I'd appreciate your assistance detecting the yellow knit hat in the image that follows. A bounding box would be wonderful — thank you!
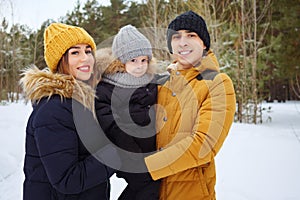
[44,23,97,72]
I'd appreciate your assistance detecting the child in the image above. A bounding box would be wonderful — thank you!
[95,25,160,200]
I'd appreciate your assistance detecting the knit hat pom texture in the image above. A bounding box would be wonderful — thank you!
[112,25,152,64]
[167,10,210,53]
[44,23,96,72]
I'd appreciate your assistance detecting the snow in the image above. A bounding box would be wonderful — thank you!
[0,101,300,200]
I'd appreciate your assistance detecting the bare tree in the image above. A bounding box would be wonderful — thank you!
[291,69,300,99]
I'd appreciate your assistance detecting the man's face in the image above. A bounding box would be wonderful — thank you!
[171,30,206,70]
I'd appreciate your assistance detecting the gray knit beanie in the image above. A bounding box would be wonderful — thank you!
[112,25,152,64]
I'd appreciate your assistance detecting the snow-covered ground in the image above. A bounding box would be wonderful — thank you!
[0,101,300,200]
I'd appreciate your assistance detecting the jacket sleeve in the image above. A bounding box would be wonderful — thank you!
[145,73,236,180]
[33,100,119,194]
[95,83,143,153]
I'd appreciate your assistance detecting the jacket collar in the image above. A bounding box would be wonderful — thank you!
[20,66,96,116]
[168,50,220,82]
[195,50,220,73]
[103,73,153,88]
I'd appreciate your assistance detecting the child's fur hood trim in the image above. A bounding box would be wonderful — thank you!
[95,47,115,75]
[19,66,96,117]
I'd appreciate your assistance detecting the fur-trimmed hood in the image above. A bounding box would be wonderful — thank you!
[95,47,157,75]
[95,47,115,75]
[20,66,96,116]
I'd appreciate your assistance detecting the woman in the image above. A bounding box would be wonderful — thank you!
[20,23,120,200]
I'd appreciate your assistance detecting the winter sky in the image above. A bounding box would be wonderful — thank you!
[0,0,112,30]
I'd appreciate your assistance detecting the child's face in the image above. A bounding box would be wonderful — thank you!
[125,56,149,77]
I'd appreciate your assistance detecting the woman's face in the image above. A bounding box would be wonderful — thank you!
[68,44,95,81]
[125,55,149,77]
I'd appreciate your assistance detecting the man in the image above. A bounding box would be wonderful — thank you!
[144,10,236,199]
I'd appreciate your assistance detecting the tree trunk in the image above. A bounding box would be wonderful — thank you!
[252,0,258,124]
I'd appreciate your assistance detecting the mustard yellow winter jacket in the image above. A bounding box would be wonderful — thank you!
[145,50,236,200]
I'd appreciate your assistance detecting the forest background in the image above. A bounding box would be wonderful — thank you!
[0,0,299,124]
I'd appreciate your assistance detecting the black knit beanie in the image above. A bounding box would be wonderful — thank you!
[167,10,210,54]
